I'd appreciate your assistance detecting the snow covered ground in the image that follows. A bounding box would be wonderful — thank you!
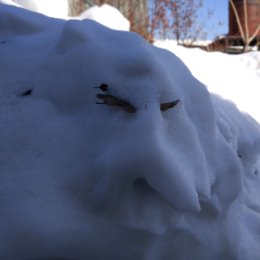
[155,40,260,124]
[0,3,260,260]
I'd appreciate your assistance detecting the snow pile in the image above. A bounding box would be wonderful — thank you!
[155,41,260,123]
[0,0,69,18]
[0,0,130,30]
[80,4,130,31]
[0,0,20,7]
[0,5,260,260]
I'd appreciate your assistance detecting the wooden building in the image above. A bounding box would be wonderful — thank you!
[209,0,260,53]
[229,0,260,38]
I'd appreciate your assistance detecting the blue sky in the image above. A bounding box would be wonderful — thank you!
[203,0,229,39]
[148,0,230,40]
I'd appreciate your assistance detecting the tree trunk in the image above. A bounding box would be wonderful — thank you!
[68,0,87,16]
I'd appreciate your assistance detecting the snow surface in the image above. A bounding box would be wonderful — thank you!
[1,0,130,31]
[0,0,20,7]
[155,40,260,124]
[0,4,260,260]
[80,4,130,31]
[3,0,69,18]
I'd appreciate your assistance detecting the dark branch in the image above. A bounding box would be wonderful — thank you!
[96,94,136,113]
[160,99,180,111]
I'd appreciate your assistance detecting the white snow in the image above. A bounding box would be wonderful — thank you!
[0,0,19,6]
[155,40,260,124]
[11,0,69,18]
[0,0,130,31]
[0,4,260,260]
[80,4,130,31]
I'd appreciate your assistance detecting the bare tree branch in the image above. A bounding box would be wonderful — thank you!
[149,0,207,44]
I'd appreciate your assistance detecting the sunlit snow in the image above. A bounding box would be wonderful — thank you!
[80,4,130,31]
[0,3,260,260]
[5,0,69,18]
[155,41,260,124]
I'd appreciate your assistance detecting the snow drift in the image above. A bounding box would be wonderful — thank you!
[155,41,260,124]
[0,4,260,260]
[0,0,69,18]
[80,4,130,31]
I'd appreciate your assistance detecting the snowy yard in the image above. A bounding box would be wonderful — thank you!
[0,3,260,260]
[155,40,260,124]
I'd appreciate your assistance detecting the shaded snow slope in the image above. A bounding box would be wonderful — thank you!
[0,5,260,260]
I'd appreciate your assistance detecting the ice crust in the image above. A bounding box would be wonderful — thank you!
[0,4,260,260]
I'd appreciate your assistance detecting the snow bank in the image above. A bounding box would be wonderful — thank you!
[0,0,69,18]
[0,4,260,260]
[155,41,260,124]
[0,0,20,7]
[80,4,130,31]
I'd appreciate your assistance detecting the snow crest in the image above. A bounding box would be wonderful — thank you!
[80,4,130,31]
[0,4,260,260]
